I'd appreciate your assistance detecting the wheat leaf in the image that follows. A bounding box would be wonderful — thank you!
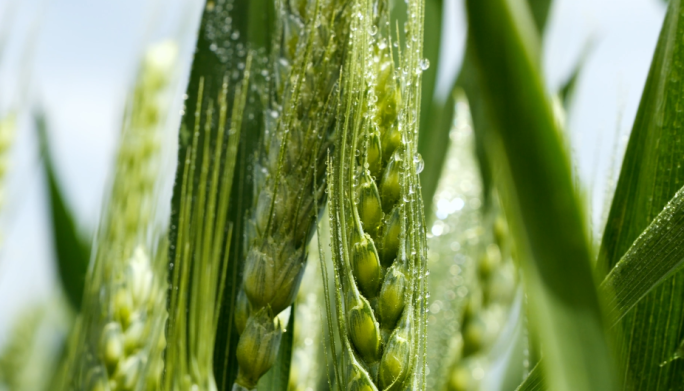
[423,0,552,215]
[35,112,90,311]
[593,0,684,388]
[516,364,544,391]
[464,0,616,390]
[417,0,443,214]
[602,186,684,324]
[518,182,684,390]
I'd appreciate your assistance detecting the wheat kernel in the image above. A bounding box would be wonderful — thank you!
[235,308,283,389]
[376,262,408,330]
[380,151,402,212]
[379,322,411,390]
[351,233,383,298]
[358,174,384,238]
[381,205,402,266]
[346,290,383,363]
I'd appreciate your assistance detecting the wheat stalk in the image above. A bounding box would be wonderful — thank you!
[232,1,352,389]
[422,97,519,391]
[322,0,428,389]
[444,200,518,391]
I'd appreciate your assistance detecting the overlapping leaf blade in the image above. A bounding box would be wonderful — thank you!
[602,185,684,325]
[595,0,684,388]
[35,112,90,311]
[519,181,684,389]
[419,0,552,213]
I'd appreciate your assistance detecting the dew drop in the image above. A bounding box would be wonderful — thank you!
[420,58,430,71]
[413,153,424,173]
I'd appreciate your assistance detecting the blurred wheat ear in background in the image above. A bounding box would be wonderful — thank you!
[58,41,178,391]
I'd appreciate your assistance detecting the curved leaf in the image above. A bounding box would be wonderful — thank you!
[464,0,616,390]
[595,0,684,388]
[35,112,89,311]
[516,364,544,391]
[602,185,684,324]
[518,182,684,390]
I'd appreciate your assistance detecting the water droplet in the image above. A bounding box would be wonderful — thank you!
[420,58,430,71]
[231,31,240,40]
[414,153,424,173]
[370,25,378,36]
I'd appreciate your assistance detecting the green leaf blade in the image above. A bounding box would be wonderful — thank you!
[601,185,684,324]
[35,113,89,311]
[464,0,616,390]
[417,0,444,214]
[597,0,684,276]
[519,181,684,390]
[595,0,684,388]
[516,364,544,391]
